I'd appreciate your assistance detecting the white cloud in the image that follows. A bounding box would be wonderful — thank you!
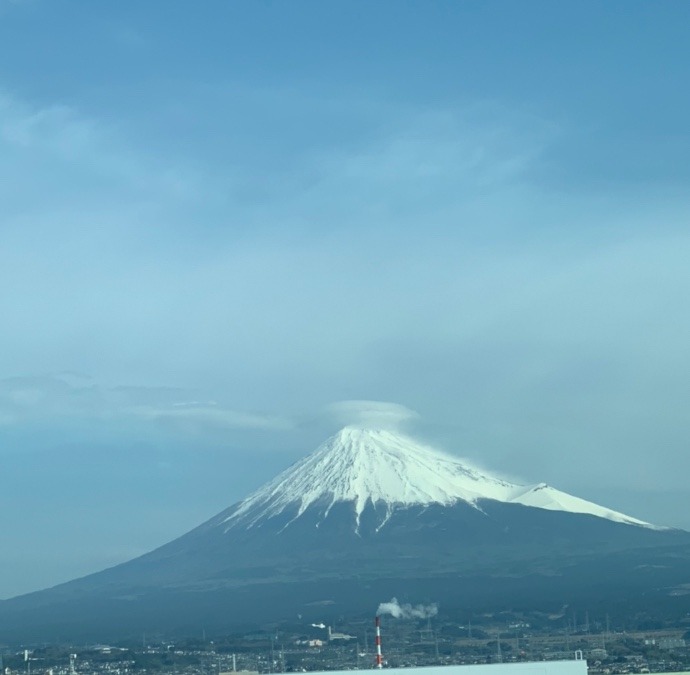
[0,375,288,435]
[326,400,419,431]
[131,401,291,431]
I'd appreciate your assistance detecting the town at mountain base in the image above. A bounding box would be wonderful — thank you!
[1,428,689,641]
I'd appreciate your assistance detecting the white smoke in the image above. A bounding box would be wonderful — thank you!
[311,622,326,629]
[377,597,438,620]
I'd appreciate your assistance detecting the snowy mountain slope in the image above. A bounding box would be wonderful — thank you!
[507,483,654,527]
[221,427,658,531]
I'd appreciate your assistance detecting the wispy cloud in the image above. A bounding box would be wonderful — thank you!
[132,401,290,431]
[0,90,203,213]
[0,375,288,435]
[0,94,97,155]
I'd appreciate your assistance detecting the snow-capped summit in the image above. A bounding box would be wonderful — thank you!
[223,426,656,531]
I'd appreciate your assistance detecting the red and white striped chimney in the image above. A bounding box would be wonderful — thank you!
[375,615,383,669]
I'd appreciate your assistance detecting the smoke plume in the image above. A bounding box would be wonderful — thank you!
[377,597,438,620]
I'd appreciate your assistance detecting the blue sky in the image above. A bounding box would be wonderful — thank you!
[1,0,690,598]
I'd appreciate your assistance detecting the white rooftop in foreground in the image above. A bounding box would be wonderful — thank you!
[303,660,588,675]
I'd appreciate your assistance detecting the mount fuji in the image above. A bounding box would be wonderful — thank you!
[1,427,689,640]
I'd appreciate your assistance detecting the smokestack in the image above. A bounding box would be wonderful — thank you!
[375,616,383,669]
